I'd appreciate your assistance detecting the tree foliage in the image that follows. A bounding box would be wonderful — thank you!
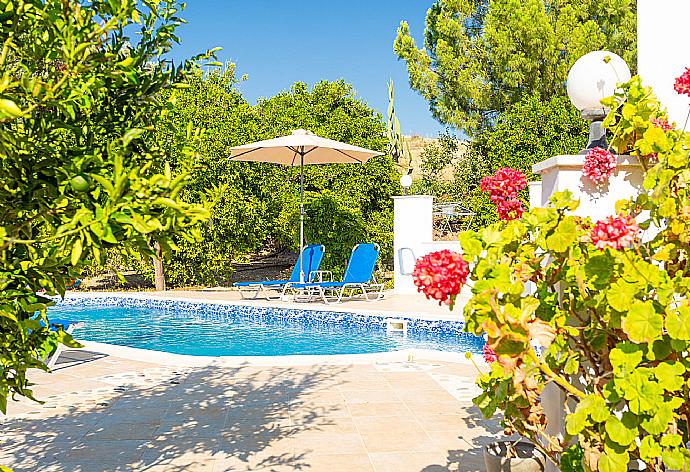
[0,0,212,411]
[394,0,637,134]
[120,78,398,285]
[458,78,690,471]
[149,67,278,286]
[256,81,398,275]
[415,95,588,229]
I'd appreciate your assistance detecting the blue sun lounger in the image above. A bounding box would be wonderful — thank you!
[283,243,384,304]
[234,244,326,300]
[45,318,85,369]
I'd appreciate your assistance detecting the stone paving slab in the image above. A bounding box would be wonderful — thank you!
[1,350,501,471]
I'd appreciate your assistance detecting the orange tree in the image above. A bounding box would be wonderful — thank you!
[416,75,690,471]
[0,0,213,412]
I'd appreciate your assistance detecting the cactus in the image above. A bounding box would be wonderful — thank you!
[386,80,413,175]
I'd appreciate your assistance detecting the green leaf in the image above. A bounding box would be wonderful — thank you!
[585,253,614,286]
[666,305,690,340]
[0,98,22,118]
[565,409,588,436]
[609,344,643,374]
[70,238,83,266]
[606,281,637,312]
[662,448,685,470]
[598,448,629,472]
[604,416,637,446]
[622,300,662,343]
[122,128,144,147]
[639,436,662,461]
[654,362,686,391]
[545,217,577,253]
[458,231,483,258]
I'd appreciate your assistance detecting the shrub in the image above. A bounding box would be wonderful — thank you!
[0,0,211,410]
[418,75,690,471]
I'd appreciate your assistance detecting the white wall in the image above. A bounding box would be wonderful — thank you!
[393,196,434,294]
[638,0,690,128]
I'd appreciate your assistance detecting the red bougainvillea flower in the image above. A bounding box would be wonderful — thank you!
[674,67,690,97]
[480,167,528,202]
[583,147,617,184]
[480,168,528,221]
[496,198,524,221]
[590,214,640,250]
[412,250,469,306]
[483,344,497,363]
[651,117,673,132]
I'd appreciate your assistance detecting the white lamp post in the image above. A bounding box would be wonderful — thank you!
[566,51,631,152]
[400,173,413,196]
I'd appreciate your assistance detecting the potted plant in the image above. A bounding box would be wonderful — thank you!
[484,439,546,472]
[413,71,690,472]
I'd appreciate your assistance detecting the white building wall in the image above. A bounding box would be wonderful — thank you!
[638,0,690,128]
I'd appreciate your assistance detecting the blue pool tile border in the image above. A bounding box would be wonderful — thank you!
[54,296,475,337]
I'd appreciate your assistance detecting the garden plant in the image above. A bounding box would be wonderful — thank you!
[0,0,215,412]
[414,72,690,471]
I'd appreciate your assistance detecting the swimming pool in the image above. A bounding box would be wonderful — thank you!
[49,297,484,357]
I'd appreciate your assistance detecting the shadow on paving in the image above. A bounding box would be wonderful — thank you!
[51,350,109,371]
[425,406,508,472]
[1,358,350,471]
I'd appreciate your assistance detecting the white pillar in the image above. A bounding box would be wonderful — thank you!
[528,181,542,209]
[393,195,433,295]
[638,0,690,128]
[532,155,644,221]
[533,156,644,472]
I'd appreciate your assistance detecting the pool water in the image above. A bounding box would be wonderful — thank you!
[48,304,484,357]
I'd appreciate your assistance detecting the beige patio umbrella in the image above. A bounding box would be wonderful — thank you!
[229,129,383,282]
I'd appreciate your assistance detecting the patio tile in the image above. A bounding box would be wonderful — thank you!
[368,451,457,472]
[394,388,458,403]
[337,380,390,391]
[214,436,298,471]
[293,417,357,435]
[340,390,399,404]
[85,420,160,440]
[155,419,225,439]
[360,429,438,454]
[348,401,410,417]
[293,431,367,455]
[37,460,135,472]
[414,413,472,432]
[63,439,149,463]
[352,416,426,436]
[403,400,462,416]
[299,452,374,471]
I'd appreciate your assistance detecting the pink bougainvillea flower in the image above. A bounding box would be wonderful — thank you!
[651,117,673,132]
[412,250,469,306]
[674,67,690,97]
[480,167,528,221]
[583,147,617,184]
[483,344,497,363]
[590,214,640,250]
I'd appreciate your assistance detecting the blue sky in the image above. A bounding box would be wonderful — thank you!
[168,0,446,137]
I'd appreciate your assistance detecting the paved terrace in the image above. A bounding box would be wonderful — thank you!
[1,349,499,472]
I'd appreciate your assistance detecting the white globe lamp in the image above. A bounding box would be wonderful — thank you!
[566,51,631,152]
[400,173,413,196]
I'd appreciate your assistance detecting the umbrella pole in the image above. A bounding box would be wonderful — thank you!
[299,151,305,283]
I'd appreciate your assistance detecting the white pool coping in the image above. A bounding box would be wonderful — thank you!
[79,340,481,368]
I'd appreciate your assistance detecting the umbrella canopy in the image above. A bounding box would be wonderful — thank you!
[229,129,383,283]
